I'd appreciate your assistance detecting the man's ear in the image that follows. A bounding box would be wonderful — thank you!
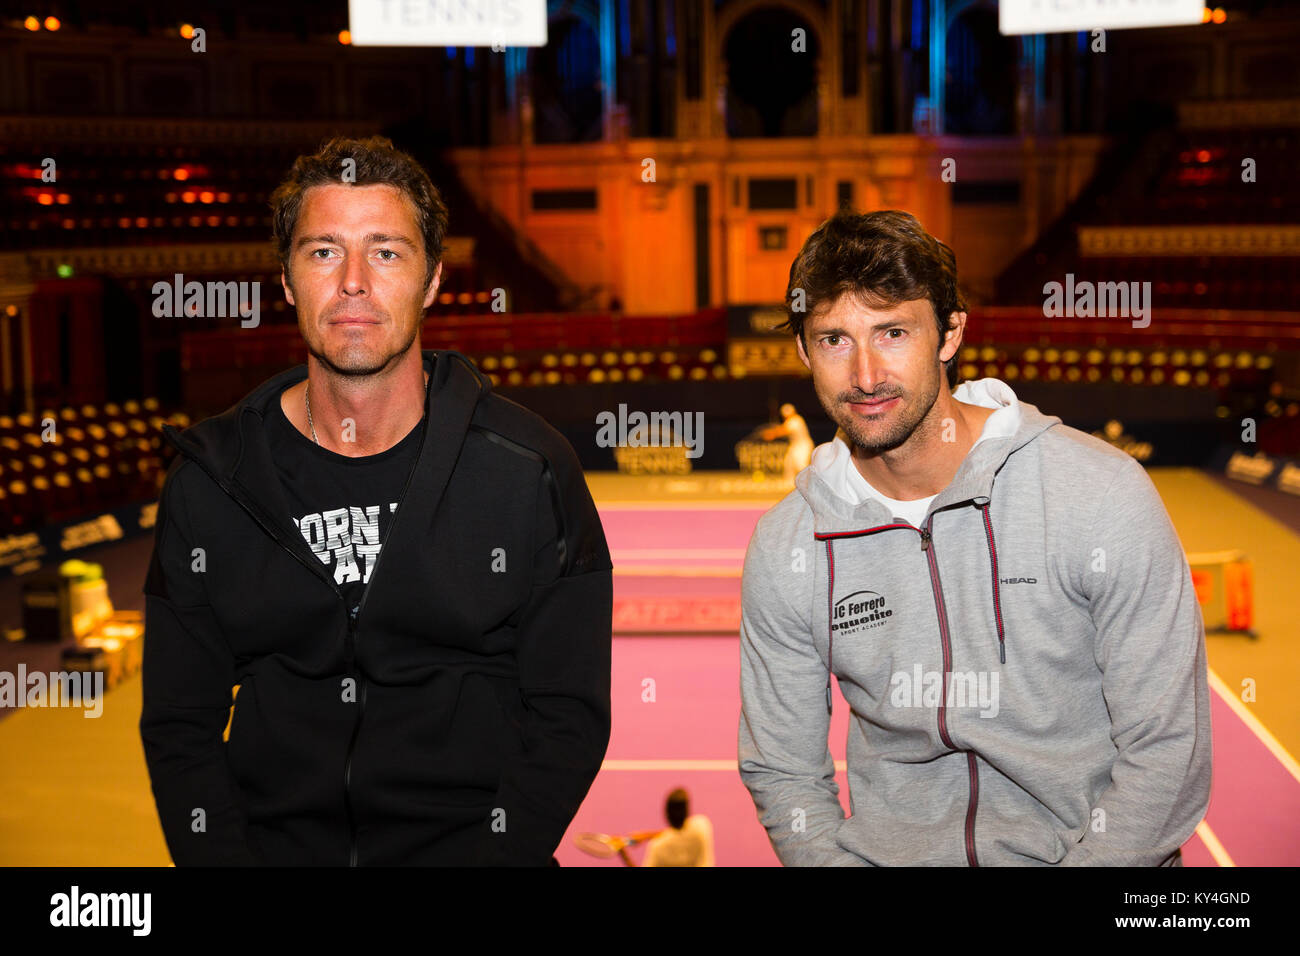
[794,332,811,371]
[423,261,443,310]
[939,310,967,366]
[281,269,295,307]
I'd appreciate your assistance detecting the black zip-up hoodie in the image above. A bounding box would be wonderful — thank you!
[140,349,613,866]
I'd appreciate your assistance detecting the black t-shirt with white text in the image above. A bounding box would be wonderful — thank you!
[265,395,424,613]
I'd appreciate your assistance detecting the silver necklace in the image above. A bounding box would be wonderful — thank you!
[305,381,321,445]
[304,374,428,446]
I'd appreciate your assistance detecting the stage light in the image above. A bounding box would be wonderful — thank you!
[1212,8,1226,24]
[173,168,189,181]
[23,16,39,31]
[56,264,73,278]
[339,30,352,45]
[180,24,195,39]
[43,16,59,30]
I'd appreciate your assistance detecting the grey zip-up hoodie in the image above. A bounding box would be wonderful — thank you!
[738,380,1212,866]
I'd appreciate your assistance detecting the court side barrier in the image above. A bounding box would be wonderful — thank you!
[1187,549,1256,636]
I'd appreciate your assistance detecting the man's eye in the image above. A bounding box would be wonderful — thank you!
[822,335,841,347]
[886,328,905,338]
[310,248,333,259]
[376,249,397,261]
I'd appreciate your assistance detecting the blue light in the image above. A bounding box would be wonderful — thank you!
[466,47,475,67]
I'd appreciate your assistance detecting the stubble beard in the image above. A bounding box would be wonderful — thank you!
[302,303,423,379]
[827,366,944,455]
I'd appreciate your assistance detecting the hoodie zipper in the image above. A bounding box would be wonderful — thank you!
[919,522,980,867]
[335,396,430,866]
[818,516,980,867]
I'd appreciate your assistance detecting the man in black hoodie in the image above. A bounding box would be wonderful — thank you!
[140,136,613,866]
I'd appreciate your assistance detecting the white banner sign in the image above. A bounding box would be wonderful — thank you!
[1000,0,1205,35]
[348,0,548,47]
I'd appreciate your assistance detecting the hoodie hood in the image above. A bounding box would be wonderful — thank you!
[161,349,490,482]
[796,378,1061,534]
[159,349,492,597]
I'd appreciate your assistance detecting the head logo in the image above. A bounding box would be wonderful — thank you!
[832,590,892,635]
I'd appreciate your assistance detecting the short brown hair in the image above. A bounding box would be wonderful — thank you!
[780,209,968,385]
[270,135,448,292]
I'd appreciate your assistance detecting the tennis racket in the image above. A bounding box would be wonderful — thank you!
[573,829,666,858]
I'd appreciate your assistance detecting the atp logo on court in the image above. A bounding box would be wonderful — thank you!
[832,590,892,635]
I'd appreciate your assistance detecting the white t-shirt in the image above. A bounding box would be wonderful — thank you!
[812,379,1023,527]
[643,814,715,867]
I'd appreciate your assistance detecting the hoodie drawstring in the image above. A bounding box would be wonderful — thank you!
[979,501,1007,664]
[824,539,836,715]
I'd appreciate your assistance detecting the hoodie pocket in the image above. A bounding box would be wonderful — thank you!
[485,676,527,751]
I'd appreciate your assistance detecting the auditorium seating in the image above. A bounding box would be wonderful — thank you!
[0,399,187,532]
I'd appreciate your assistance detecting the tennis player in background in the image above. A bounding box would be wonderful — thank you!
[617,788,715,866]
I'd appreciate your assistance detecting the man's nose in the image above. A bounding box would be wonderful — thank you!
[341,252,369,295]
[850,345,884,394]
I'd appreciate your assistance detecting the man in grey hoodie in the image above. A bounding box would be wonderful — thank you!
[738,209,1212,866]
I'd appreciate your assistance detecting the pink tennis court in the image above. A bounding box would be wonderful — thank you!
[557,491,1300,867]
